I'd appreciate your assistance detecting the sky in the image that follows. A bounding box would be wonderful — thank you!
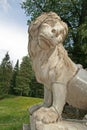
[0,0,29,65]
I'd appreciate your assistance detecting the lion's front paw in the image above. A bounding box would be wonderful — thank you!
[33,107,59,124]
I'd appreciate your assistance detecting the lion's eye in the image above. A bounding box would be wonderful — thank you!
[51,29,56,33]
[52,29,59,37]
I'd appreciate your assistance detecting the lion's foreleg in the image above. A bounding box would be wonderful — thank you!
[32,83,67,123]
[43,87,52,107]
[52,82,67,118]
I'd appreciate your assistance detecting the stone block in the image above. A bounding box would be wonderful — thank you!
[30,115,87,130]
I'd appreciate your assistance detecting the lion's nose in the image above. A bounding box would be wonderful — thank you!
[51,29,58,37]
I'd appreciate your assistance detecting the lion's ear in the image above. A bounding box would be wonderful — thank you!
[38,37,50,50]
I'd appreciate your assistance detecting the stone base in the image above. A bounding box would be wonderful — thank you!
[30,115,87,130]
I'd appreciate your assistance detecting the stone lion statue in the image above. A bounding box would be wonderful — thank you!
[28,12,87,123]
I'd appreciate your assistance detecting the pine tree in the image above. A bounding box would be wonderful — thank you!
[15,56,33,96]
[29,75,44,98]
[0,52,13,95]
[10,60,19,94]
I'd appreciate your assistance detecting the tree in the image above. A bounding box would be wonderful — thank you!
[29,74,44,98]
[21,0,87,67]
[15,56,33,96]
[0,52,13,95]
[14,55,44,97]
[69,0,87,67]
[10,60,19,94]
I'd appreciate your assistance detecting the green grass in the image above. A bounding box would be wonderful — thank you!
[0,95,42,130]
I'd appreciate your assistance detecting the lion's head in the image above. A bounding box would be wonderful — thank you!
[28,12,68,58]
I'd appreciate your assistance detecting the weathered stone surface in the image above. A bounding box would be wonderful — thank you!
[30,116,87,130]
[39,121,87,130]
[27,11,87,130]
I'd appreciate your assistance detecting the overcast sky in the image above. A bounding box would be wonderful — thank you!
[0,0,29,65]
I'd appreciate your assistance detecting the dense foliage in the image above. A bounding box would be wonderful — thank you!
[22,0,87,67]
[0,52,13,95]
[0,53,43,98]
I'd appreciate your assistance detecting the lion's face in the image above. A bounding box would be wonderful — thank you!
[29,12,68,57]
[38,19,68,49]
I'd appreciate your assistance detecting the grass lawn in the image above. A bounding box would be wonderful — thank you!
[0,95,42,130]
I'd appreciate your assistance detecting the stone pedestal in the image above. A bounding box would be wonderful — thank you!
[30,115,87,130]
